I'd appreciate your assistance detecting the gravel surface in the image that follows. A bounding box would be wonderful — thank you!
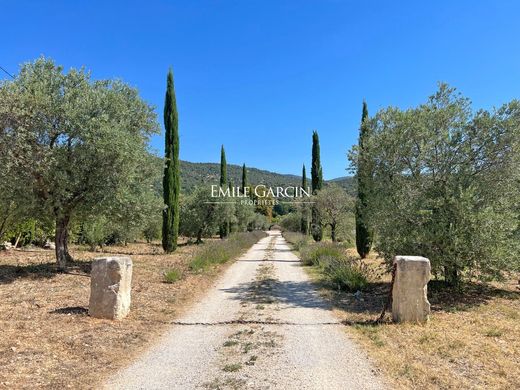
[106,231,387,389]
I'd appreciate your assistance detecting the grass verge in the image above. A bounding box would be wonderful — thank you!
[283,231,520,389]
[0,231,266,389]
[284,232,373,292]
[189,231,266,272]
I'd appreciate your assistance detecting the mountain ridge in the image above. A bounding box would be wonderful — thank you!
[177,160,356,195]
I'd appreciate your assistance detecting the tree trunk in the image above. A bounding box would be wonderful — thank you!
[0,208,11,242]
[55,215,73,271]
[13,233,22,248]
[444,265,460,286]
[331,223,336,242]
[196,229,203,244]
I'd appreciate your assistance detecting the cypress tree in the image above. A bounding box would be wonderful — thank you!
[219,145,229,238]
[162,69,180,253]
[300,164,309,234]
[220,145,227,187]
[311,131,323,241]
[241,163,247,194]
[355,100,373,258]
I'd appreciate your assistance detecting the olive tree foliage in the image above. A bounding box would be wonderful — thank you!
[0,58,159,269]
[0,161,32,241]
[234,201,256,232]
[314,184,354,242]
[349,84,520,284]
[280,210,303,232]
[180,187,219,243]
[216,198,237,236]
[76,156,163,248]
[180,186,257,242]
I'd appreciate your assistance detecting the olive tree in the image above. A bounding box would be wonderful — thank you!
[0,58,158,269]
[234,201,256,232]
[350,84,520,283]
[180,187,219,243]
[314,184,353,242]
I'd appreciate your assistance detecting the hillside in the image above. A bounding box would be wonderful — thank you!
[178,160,356,194]
[151,156,355,195]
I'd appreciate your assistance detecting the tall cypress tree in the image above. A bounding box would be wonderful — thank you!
[300,164,309,235]
[219,145,229,238]
[355,100,373,258]
[220,145,227,187]
[311,131,323,241]
[162,69,180,253]
[241,163,247,194]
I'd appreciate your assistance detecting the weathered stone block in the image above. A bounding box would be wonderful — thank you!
[392,256,430,323]
[89,257,132,320]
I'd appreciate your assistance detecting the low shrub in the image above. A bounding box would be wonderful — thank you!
[299,242,344,266]
[189,231,266,272]
[284,231,371,291]
[163,268,183,283]
[321,256,369,291]
[282,232,309,251]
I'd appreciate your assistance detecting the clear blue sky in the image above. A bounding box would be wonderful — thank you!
[2,1,520,179]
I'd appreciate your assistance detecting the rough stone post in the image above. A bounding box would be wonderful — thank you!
[392,256,430,323]
[89,256,133,320]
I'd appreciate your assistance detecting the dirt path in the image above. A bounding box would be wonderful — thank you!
[106,231,386,389]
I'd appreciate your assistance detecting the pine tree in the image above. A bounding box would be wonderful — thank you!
[241,163,247,194]
[355,100,373,258]
[162,69,180,253]
[219,145,229,238]
[311,131,323,241]
[300,164,309,234]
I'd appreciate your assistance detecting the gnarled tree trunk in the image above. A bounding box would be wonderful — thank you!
[330,222,337,242]
[55,214,73,271]
[196,229,203,244]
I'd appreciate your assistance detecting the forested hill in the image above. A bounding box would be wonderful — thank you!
[172,160,356,195]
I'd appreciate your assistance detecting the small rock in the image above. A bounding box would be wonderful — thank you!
[1,242,13,251]
[43,240,55,250]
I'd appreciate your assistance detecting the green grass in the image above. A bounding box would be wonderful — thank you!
[284,234,370,292]
[222,363,242,372]
[321,257,369,291]
[282,232,309,251]
[354,324,385,347]
[163,268,182,283]
[189,231,266,272]
[299,242,345,266]
[245,355,257,365]
[484,328,503,337]
[223,340,239,347]
[242,342,254,354]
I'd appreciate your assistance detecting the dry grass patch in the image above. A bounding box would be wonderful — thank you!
[0,238,246,389]
[300,246,520,389]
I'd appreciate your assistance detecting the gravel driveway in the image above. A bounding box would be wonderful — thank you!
[106,231,386,389]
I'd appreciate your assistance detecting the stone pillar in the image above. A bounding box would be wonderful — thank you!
[89,257,133,320]
[392,256,430,323]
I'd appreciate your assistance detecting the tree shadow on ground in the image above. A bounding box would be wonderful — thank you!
[428,280,519,312]
[0,260,91,285]
[222,277,335,310]
[222,259,519,327]
[329,278,519,323]
[49,306,88,315]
